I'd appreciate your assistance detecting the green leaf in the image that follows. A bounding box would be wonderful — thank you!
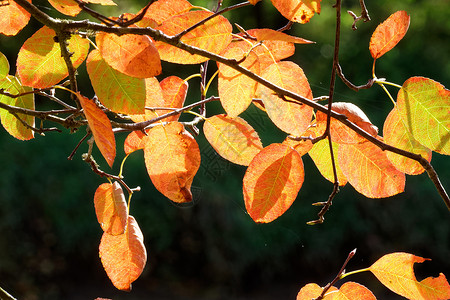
[86,49,146,115]
[396,77,450,155]
[0,52,9,79]
[0,75,34,140]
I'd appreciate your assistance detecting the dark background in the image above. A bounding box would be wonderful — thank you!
[0,0,449,299]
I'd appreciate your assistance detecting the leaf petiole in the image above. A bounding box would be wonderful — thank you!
[339,267,371,280]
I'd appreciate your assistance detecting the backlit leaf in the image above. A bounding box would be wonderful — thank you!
[271,0,321,24]
[309,138,347,186]
[338,140,405,198]
[256,61,313,136]
[77,93,116,168]
[218,45,260,117]
[0,0,30,36]
[99,216,146,291]
[97,32,162,79]
[316,102,378,144]
[396,77,450,155]
[142,0,192,25]
[94,182,128,235]
[0,52,9,79]
[204,114,263,166]
[383,107,432,175]
[297,283,337,300]
[155,10,232,64]
[334,282,376,300]
[48,0,82,16]
[85,0,116,5]
[249,0,261,4]
[0,75,34,140]
[159,76,188,122]
[251,28,314,44]
[369,252,450,300]
[243,143,304,223]
[17,26,90,88]
[144,122,201,203]
[124,130,147,155]
[370,11,410,59]
[86,49,146,115]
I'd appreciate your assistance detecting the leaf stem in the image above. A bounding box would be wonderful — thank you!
[339,267,371,279]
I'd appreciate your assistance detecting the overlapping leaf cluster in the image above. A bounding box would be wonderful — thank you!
[0,0,448,295]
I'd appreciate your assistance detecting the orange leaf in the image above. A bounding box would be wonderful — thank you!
[334,282,376,300]
[77,93,116,168]
[99,216,146,291]
[94,182,128,235]
[155,10,232,64]
[309,138,347,186]
[85,0,116,5]
[256,61,313,136]
[141,0,192,25]
[271,0,321,24]
[218,45,260,117]
[97,32,161,79]
[86,49,146,115]
[338,140,405,198]
[17,26,90,88]
[297,283,337,300]
[0,0,31,36]
[144,122,201,203]
[249,0,261,4]
[243,143,304,223]
[316,102,378,144]
[396,77,450,155]
[160,76,188,122]
[48,0,82,16]
[251,28,314,44]
[369,11,410,59]
[235,29,296,70]
[0,75,34,140]
[124,130,147,155]
[203,114,263,166]
[383,107,432,175]
[369,252,450,300]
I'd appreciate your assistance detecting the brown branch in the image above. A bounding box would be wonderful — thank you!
[347,0,370,30]
[336,63,375,91]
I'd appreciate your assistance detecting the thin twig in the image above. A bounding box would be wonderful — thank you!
[336,63,375,91]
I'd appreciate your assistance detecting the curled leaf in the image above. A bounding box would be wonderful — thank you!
[94,182,128,235]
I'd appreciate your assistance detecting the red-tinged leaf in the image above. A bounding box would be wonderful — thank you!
[309,138,347,186]
[249,0,261,4]
[0,0,30,36]
[160,76,188,122]
[17,27,90,88]
[369,252,450,300]
[86,49,146,115]
[316,102,378,144]
[99,216,146,291]
[94,182,128,235]
[0,52,9,79]
[124,130,147,155]
[383,107,432,175]
[144,122,201,203]
[48,0,82,16]
[251,28,314,44]
[77,93,116,168]
[396,77,450,155]
[235,29,296,70]
[155,10,232,64]
[334,282,376,300]
[141,0,192,25]
[282,136,313,157]
[218,45,260,117]
[0,75,34,140]
[256,61,313,136]
[271,0,321,24]
[297,283,337,300]
[243,143,304,223]
[204,114,263,166]
[338,140,405,198]
[370,11,410,59]
[96,32,162,79]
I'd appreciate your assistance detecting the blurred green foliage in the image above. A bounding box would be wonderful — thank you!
[0,0,449,299]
